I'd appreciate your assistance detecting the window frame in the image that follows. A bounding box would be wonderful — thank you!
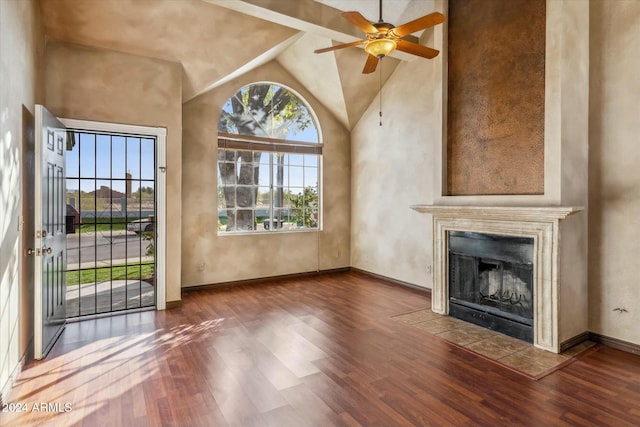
[217,137,323,235]
[216,82,323,235]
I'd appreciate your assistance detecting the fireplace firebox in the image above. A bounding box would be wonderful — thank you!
[448,231,534,342]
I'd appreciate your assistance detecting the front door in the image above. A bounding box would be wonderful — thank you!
[34,105,67,359]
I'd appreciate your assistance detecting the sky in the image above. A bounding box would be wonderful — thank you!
[66,132,155,194]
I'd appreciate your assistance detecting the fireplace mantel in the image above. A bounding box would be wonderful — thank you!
[410,205,583,221]
[411,204,585,353]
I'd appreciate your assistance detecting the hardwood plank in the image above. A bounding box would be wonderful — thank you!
[2,271,640,427]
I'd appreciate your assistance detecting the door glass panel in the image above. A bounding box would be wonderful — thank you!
[95,134,111,179]
[66,131,157,318]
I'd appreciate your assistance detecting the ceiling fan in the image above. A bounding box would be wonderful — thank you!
[314,0,446,74]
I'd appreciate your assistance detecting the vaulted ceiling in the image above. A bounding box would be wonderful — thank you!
[38,0,436,129]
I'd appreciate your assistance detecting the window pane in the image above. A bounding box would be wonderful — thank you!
[236,210,255,231]
[218,151,236,185]
[66,133,80,177]
[235,186,255,208]
[96,134,111,179]
[112,136,126,179]
[79,133,95,177]
[79,179,96,217]
[219,186,235,209]
[140,138,155,180]
[304,209,319,228]
[288,154,304,166]
[289,167,304,187]
[66,179,80,207]
[257,186,271,208]
[289,209,302,227]
[127,138,141,179]
[218,185,229,208]
[111,178,126,197]
[258,164,270,186]
[218,209,228,231]
[236,152,254,184]
[258,152,270,164]
[304,167,318,187]
[303,154,319,168]
[218,149,236,163]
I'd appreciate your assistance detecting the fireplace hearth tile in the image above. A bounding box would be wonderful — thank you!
[489,334,531,353]
[466,339,516,360]
[392,308,596,379]
[498,353,554,377]
[438,324,498,346]
[413,316,467,334]
[513,346,571,368]
[390,309,441,325]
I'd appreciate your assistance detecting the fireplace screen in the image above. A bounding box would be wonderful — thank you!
[448,231,534,342]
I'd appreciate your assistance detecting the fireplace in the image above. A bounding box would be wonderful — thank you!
[448,231,534,342]
[410,205,585,353]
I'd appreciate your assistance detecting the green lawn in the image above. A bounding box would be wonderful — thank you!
[66,262,154,285]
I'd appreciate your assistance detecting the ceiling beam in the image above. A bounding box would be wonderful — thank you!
[204,0,420,61]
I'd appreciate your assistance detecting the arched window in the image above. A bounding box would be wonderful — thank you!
[217,82,321,233]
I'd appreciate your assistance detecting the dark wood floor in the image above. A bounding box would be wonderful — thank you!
[3,271,640,427]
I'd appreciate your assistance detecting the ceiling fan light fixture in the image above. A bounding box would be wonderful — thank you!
[364,38,397,58]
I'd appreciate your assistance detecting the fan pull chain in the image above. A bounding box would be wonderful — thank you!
[379,58,383,126]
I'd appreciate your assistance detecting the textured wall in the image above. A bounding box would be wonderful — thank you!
[38,0,298,102]
[350,35,440,289]
[589,0,640,345]
[44,41,183,302]
[447,0,545,195]
[0,0,43,399]
[181,61,350,287]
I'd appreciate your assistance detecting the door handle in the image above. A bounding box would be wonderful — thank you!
[43,247,52,255]
[27,248,36,255]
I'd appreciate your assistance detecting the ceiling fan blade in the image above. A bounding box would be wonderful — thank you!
[343,11,378,34]
[390,12,446,38]
[314,39,366,54]
[362,54,379,74]
[396,39,440,59]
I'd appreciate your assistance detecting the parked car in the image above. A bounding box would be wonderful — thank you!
[127,217,154,234]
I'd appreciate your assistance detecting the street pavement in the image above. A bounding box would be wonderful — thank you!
[66,230,153,269]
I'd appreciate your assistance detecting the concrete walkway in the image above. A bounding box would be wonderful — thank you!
[66,279,155,317]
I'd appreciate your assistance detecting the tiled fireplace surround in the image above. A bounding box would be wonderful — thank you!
[412,1,590,354]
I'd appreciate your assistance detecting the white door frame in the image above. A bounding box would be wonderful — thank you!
[60,118,167,310]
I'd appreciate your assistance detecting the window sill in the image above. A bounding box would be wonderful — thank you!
[217,228,321,237]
